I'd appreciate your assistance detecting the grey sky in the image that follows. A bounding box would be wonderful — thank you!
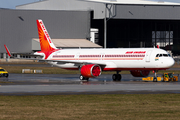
[0,0,179,9]
[0,0,39,9]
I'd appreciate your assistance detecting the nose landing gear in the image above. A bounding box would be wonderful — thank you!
[153,70,157,82]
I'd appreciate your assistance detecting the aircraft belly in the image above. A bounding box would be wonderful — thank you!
[105,60,158,69]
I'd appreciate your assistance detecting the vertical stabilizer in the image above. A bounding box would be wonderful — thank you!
[36,19,57,52]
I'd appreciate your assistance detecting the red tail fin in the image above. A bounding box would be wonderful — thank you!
[36,19,57,52]
[36,20,58,59]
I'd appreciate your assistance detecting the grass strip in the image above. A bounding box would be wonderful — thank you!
[0,94,179,120]
[1,62,180,74]
[2,65,180,74]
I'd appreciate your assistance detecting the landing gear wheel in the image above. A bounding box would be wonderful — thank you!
[117,74,121,81]
[112,74,117,81]
[112,74,121,81]
[5,74,8,78]
[80,75,84,81]
[79,75,89,81]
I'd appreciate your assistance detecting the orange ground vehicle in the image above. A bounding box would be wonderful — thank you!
[142,73,178,82]
[162,73,178,82]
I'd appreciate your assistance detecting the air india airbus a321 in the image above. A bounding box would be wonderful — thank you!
[4,19,175,81]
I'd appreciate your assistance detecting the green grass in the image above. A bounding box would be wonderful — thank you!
[2,66,80,74]
[0,62,180,119]
[1,64,180,74]
[0,94,179,120]
[3,65,180,74]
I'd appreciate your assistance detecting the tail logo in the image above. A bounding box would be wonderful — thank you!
[39,21,52,44]
[37,20,58,59]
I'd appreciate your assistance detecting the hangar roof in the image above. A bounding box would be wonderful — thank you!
[33,39,102,50]
[16,0,180,19]
[81,0,180,5]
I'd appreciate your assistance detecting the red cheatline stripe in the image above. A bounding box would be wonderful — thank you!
[51,58,144,61]
[62,67,168,71]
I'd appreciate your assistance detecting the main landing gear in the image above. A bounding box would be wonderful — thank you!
[112,71,121,81]
[79,75,89,81]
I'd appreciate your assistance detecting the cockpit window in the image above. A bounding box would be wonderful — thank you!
[168,54,171,57]
[163,54,168,57]
[156,53,169,57]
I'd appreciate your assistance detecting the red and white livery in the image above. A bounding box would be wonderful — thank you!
[5,20,175,81]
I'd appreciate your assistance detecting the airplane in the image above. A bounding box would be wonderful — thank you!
[4,19,175,82]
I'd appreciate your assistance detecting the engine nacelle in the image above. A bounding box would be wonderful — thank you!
[130,70,150,77]
[80,64,101,78]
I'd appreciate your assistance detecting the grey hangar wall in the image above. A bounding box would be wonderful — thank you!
[0,9,90,53]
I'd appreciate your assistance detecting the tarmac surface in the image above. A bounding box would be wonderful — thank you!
[1,63,180,70]
[0,73,180,95]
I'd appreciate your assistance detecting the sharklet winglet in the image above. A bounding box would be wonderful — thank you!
[4,45,12,57]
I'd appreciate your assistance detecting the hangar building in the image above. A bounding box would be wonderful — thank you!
[1,0,180,58]
[0,9,101,58]
[16,0,180,55]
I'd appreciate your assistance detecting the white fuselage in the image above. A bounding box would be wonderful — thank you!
[43,48,174,71]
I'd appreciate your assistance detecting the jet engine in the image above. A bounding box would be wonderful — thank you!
[80,64,101,78]
[130,70,150,77]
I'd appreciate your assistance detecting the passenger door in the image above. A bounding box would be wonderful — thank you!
[145,51,152,62]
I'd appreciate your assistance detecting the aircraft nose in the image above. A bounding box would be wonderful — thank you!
[168,58,175,67]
